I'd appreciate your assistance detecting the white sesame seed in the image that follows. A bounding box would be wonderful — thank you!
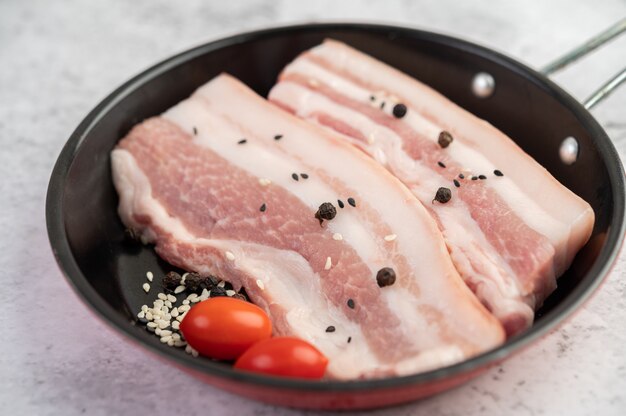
[191,348,199,357]
[176,315,185,322]
[174,285,186,294]
[163,313,172,321]
[161,306,169,314]
[324,256,332,270]
[199,292,209,302]
[201,288,209,298]
[384,234,397,242]
[142,283,150,293]
[160,335,172,343]
[164,301,172,308]
[172,321,180,330]
[155,328,162,336]
[137,310,145,319]
[218,281,226,288]
[141,305,148,312]
[186,294,198,301]
[191,297,200,303]
[259,178,272,186]
[332,233,343,241]
[226,290,236,297]
[158,320,170,329]
[160,330,172,336]
[182,300,190,305]
[167,294,176,303]
[146,271,153,281]
[171,308,179,318]
[167,339,175,347]
[174,340,186,347]
[172,333,181,341]
[157,293,167,301]
[185,345,192,354]
[153,299,164,308]
[225,251,235,261]
[181,273,188,283]
[256,279,265,290]
[178,305,191,313]
[145,312,153,321]
[147,322,157,328]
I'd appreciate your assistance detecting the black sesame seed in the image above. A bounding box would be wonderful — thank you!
[369,95,376,101]
[347,197,356,207]
[494,169,504,177]
[376,267,396,288]
[300,173,309,179]
[146,326,156,333]
[380,101,386,110]
[238,138,247,144]
[347,336,352,343]
[433,187,452,204]
[274,134,283,141]
[325,326,336,333]
[291,173,299,181]
[260,203,266,212]
[347,299,355,309]
[459,173,465,179]
[337,199,345,209]
[392,103,407,118]
[471,176,478,181]
[315,202,337,225]
[137,317,149,325]
[479,175,487,180]
[192,127,198,135]
[453,179,461,188]
[438,131,454,148]
[438,161,446,168]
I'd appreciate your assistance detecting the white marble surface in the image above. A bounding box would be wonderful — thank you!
[2,0,625,415]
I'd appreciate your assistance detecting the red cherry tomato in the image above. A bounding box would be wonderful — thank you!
[180,297,271,360]
[234,337,328,379]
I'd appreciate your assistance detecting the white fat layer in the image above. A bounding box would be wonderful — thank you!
[307,40,594,274]
[112,147,383,379]
[192,75,504,352]
[280,59,571,259]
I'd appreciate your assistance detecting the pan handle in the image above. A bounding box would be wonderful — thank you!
[540,18,626,110]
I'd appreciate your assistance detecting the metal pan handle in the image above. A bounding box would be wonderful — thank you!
[540,18,626,110]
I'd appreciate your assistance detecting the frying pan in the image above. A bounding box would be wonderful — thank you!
[46,22,626,410]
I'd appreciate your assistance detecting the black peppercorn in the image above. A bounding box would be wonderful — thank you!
[376,267,396,287]
[163,271,182,291]
[315,202,337,225]
[438,131,454,148]
[392,103,407,118]
[433,187,452,204]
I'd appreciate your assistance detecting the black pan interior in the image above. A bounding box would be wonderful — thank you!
[47,23,625,390]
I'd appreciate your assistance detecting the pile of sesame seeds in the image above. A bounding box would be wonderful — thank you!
[137,270,246,356]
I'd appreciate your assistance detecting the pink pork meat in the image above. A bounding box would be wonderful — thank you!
[111,74,505,379]
[268,40,595,336]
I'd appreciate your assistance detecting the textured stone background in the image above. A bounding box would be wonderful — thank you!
[1,1,625,415]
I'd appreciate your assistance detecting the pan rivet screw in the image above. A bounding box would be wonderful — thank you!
[472,72,495,98]
[559,136,579,165]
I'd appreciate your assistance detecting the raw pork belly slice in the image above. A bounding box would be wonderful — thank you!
[112,74,504,379]
[268,40,595,336]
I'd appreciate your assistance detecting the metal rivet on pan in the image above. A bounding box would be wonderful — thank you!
[472,72,495,98]
[559,136,579,165]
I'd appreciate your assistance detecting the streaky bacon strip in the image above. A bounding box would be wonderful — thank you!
[111,75,505,379]
[268,40,594,336]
